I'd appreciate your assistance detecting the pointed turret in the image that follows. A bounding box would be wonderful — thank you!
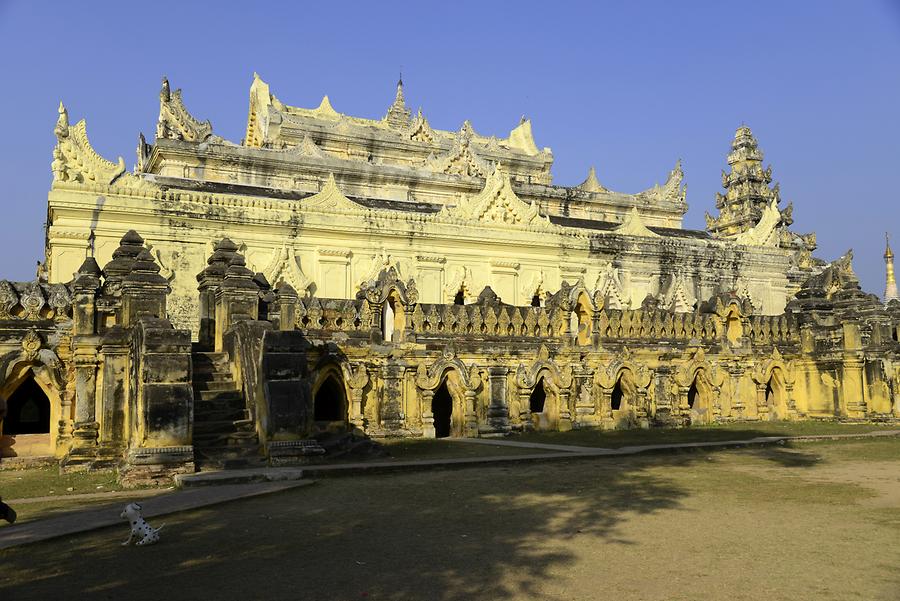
[384,76,411,128]
[885,233,899,304]
[706,126,787,238]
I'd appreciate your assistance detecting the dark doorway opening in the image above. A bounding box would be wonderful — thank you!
[531,294,542,307]
[611,377,623,411]
[453,290,465,305]
[314,375,345,422]
[688,381,699,409]
[530,379,546,413]
[4,376,50,435]
[432,381,453,438]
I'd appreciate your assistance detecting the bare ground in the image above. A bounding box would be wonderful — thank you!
[1,438,899,601]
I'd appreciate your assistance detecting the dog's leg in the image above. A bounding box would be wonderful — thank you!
[122,532,135,546]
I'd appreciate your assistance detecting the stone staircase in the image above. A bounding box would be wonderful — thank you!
[191,351,264,470]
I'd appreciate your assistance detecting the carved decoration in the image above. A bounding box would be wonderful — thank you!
[20,281,45,320]
[156,77,213,143]
[515,346,573,390]
[52,102,154,190]
[615,207,659,238]
[300,174,367,214]
[415,344,482,391]
[0,281,19,319]
[594,263,631,309]
[426,125,491,178]
[22,329,42,361]
[439,165,558,232]
[262,244,313,296]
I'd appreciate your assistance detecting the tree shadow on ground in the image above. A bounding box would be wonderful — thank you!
[0,432,832,601]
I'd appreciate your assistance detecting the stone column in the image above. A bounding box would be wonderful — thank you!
[275,282,299,331]
[728,367,745,419]
[379,362,405,433]
[120,249,170,327]
[98,326,129,447]
[214,255,260,352]
[558,388,572,431]
[463,389,479,437]
[841,322,867,418]
[484,366,511,434]
[517,388,533,431]
[572,367,596,428]
[197,238,238,349]
[69,345,100,456]
[755,383,770,421]
[420,388,435,438]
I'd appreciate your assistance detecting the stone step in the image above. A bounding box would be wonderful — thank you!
[175,468,307,488]
[193,430,259,447]
[193,406,246,423]
[195,389,243,402]
[193,419,250,436]
[193,380,240,393]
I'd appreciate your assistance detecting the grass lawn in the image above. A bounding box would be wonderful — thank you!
[0,467,164,526]
[379,438,552,460]
[508,420,898,448]
[2,436,899,600]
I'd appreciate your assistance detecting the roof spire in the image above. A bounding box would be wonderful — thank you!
[885,231,898,304]
[385,73,411,128]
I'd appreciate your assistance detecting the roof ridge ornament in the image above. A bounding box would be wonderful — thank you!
[156,77,213,143]
[507,118,539,155]
[578,166,608,193]
[51,103,152,190]
[614,207,659,238]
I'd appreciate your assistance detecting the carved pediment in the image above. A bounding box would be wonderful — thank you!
[439,166,557,232]
[300,174,366,214]
[426,127,491,178]
[594,263,631,309]
[615,207,659,238]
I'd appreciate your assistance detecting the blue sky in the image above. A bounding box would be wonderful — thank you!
[0,1,898,295]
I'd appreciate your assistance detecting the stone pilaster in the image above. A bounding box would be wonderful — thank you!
[197,238,238,349]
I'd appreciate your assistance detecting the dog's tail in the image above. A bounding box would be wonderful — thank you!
[154,523,166,533]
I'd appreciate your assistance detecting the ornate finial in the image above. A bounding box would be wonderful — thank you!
[886,231,899,304]
[160,76,171,102]
[55,101,69,138]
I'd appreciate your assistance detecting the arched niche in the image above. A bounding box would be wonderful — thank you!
[687,371,715,425]
[312,370,348,430]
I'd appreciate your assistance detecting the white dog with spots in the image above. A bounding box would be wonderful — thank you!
[120,502,164,546]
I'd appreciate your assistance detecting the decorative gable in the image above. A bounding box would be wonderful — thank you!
[439,165,558,232]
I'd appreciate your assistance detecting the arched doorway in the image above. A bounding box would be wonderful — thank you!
[611,378,624,411]
[432,380,453,438]
[766,369,788,420]
[314,374,346,424]
[2,375,50,435]
[381,291,406,342]
[530,378,547,413]
[687,373,713,425]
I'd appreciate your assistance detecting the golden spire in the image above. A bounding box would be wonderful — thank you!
[886,232,898,304]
